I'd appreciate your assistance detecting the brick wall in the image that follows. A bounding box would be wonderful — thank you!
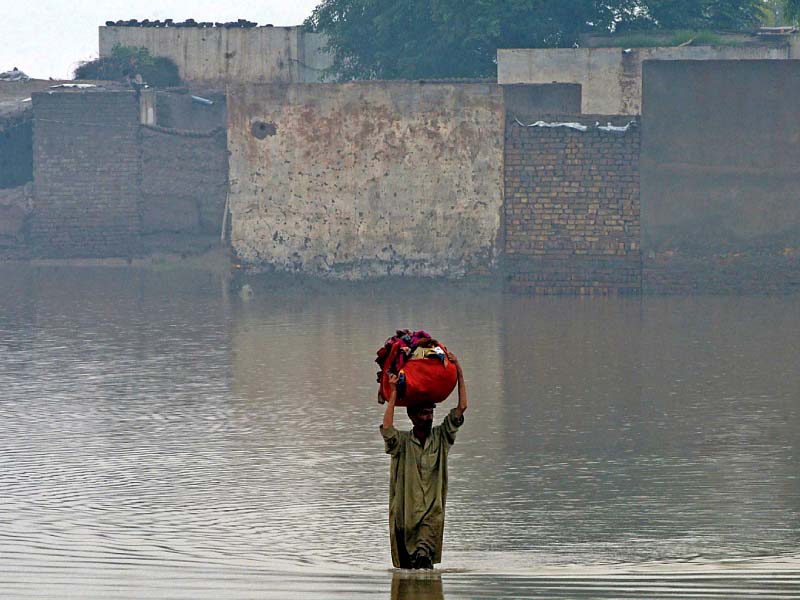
[31,91,142,257]
[140,125,228,236]
[504,116,641,294]
[28,90,229,258]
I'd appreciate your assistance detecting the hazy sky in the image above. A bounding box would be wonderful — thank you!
[2,0,320,80]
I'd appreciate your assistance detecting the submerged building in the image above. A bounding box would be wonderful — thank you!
[1,24,799,294]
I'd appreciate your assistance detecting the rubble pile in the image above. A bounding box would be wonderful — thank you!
[105,19,267,28]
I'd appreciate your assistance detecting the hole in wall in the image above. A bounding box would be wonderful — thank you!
[251,121,277,139]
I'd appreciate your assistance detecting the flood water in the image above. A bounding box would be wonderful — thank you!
[0,265,798,599]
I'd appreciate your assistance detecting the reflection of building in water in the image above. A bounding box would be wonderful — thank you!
[391,571,444,600]
[497,294,800,560]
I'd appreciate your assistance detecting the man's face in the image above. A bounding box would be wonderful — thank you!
[409,405,434,433]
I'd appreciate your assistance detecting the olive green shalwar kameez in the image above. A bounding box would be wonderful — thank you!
[380,408,464,568]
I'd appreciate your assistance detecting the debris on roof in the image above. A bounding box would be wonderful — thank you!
[49,83,98,89]
[758,26,798,35]
[0,68,30,82]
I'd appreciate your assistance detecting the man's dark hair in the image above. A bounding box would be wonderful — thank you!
[407,402,435,416]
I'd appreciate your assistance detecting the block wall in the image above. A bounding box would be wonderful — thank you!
[504,116,641,294]
[31,91,141,257]
[140,125,228,235]
[29,90,229,258]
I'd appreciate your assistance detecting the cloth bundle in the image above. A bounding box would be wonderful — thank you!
[375,329,458,407]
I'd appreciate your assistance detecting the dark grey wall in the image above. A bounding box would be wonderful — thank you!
[31,91,141,257]
[155,91,226,131]
[641,60,800,254]
[0,113,33,189]
[502,84,582,121]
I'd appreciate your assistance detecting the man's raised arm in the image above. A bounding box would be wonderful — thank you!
[448,352,467,418]
[382,373,399,430]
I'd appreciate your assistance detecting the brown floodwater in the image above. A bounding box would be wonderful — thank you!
[0,265,798,598]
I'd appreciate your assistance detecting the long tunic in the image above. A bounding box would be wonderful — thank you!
[380,409,464,568]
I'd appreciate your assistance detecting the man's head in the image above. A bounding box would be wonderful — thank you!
[407,402,435,434]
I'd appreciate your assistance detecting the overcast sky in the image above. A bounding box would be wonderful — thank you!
[1,0,320,80]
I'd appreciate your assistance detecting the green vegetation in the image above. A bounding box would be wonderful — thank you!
[786,0,800,20]
[74,45,181,87]
[760,0,800,24]
[304,0,768,80]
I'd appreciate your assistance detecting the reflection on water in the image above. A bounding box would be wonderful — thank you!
[392,571,444,600]
[0,266,798,598]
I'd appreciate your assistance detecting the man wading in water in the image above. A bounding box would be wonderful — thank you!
[380,352,467,569]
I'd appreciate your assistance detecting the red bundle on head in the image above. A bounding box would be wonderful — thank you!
[375,329,458,407]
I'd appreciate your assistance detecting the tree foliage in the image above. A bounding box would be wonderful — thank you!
[74,45,181,87]
[304,0,767,80]
[625,0,766,30]
[785,0,800,21]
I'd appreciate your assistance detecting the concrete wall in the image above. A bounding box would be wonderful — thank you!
[99,26,332,84]
[498,46,789,115]
[504,116,641,294]
[227,82,505,279]
[155,91,226,131]
[641,60,800,293]
[31,90,142,257]
[502,84,581,120]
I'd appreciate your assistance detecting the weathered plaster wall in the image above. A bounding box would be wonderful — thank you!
[504,116,641,295]
[641,60,800,293]
[99,26,332,84]
[498,46,788,114]
[227,82,505,279]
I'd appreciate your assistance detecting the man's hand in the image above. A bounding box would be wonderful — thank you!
[382,373,398,429]
[447,351,467,417]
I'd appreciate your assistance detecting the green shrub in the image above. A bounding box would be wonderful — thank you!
[74,44,181,87]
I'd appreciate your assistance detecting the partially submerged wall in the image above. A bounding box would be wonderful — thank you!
[504,116,641,294]
[227,82,505,279]
[0,183,32,254]
[498,46,788,114]
[29,89,228,258]
[140,125,228,235]
[641,60,800,293]
[99,26,332,84]
[31,90,142,257]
